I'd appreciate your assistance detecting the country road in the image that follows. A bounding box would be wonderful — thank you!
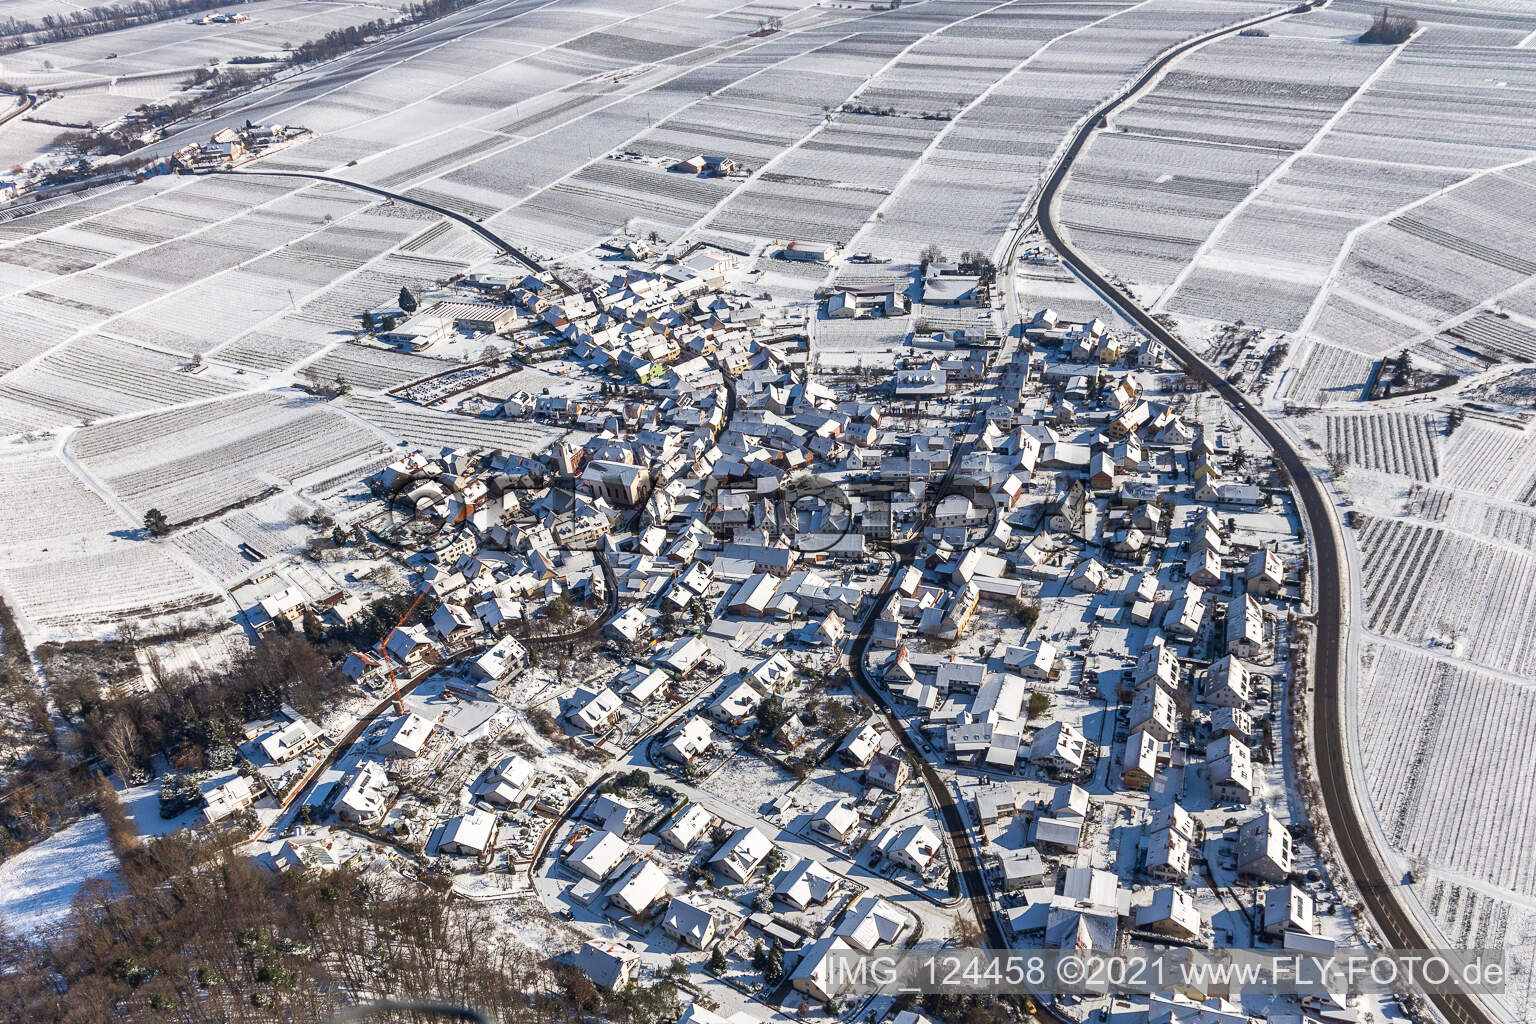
[216,168,546,275]
[0,91,33,129]
[1028,5,1495,1024]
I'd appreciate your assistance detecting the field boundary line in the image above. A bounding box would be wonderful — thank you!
[837,0,1158,263]
[1294,152,1536,340]
[665,0,982,254]
[1152,28,1414,311]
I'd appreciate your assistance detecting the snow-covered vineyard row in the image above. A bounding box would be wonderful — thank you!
[0,335,241,431]
[1059,8,1395,301]
[341,394,567,455]
[1405,486,1536,553]
[1436,423,1536,499]
[1358,642,1536,900]
[1354,516,1444,639]
[70,393,390,522]
[1425,882,1510,957]
[1323,411,1440,481]
[1279,341,1370,406]
[1047,0,1536,386]
[1439,313,1536,366]
[337,0,1293,261]
[3,544,220,629]
[0,448,123,545]
[1358,516,1536,678]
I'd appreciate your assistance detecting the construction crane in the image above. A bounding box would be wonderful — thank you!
[376,588,430,716]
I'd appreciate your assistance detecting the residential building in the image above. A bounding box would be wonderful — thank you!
[1237,812,1294,883]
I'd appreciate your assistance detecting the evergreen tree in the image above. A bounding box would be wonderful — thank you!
[764,943,784,985]
[144,508,171,537]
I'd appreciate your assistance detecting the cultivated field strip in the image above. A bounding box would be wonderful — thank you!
[1356,515,1445,638]
[1359,642,1536,899]
[306,345,454,392]
[1,544,221,629]
[1391,214,1536,278]
[0,448,125,544]
[1403,483,1452,523]
[343,393,567,454]
[1441,492,1536,552]
[71,392,390,523]
[1360,515,1536,676]
[1442,314,1536,364]
[1281,341,1370,405]
[0,179,460,429]
[172,526,261,585]
[1324,411,1441,481]
[1426,883,1510,957]
[1061,14,1394,295]
[0,335,242,431]
[1436,424,1536,497]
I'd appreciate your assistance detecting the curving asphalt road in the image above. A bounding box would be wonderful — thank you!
[215,167,545,274]
[1028,7,1494,1024]
[0,91,34,129]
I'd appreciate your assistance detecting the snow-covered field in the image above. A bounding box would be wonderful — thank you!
[0,815,119,936]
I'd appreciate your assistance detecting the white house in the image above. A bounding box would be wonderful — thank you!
[611,861,670,915]
[431,602,481,643]
[659,803,714,850]
[790,936,853,1004]
[886,823,941,874]
[378,713,434,758]
[1226,595,1265,658]
[836,895,908,950]
[810,799,860,843]
[1145,828,1191,883]
[1129,686,1178,743]
[1262,883,1314,937]
[708,680,762,727]
[840,719,883,767]
[1237,812,1293,883]
[660,896,716,948]
[654,635,710,676]
[334,762,389,824]
[439,808,496,857]
[469,636,528,682]
[1135,887,1202,941]
[1205,656,1253,708]
[567,686,623,733]
[1029,720,1087,775]
[201,774,257,824]
[775,857,839,911]
[661,716,714,765]
[258,716,324,764]
[1207,735,1256,805]
[711,826,774,883]
[569,829,630,880]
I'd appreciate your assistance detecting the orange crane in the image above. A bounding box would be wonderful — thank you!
[376,589,430,716]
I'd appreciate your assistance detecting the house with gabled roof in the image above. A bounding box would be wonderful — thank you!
[710,826,773,883]
[660,896,716,949]
[1207,735,1256,805]
[569,829,629,880]
[836,895,909,951]
[658,803,713,851]
[774,857,839,911]
[611,861,669,916]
